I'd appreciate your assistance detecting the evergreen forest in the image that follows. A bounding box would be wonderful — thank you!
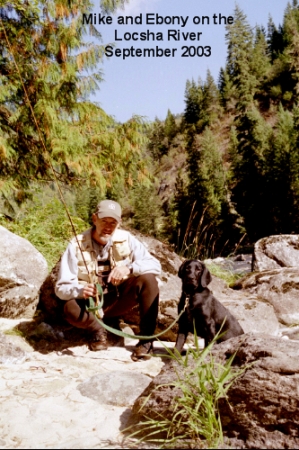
[1,0,299,266]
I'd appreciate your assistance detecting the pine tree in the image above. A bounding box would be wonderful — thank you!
[175,128,227,257]
[225,5,256,110]
[218,66,236,109]
[184,73,220,133]
[265,3,299,105]
[267,16,284,62]
[201,70,221,126]
[147,118,167,160]
[283,4,299,99]
[266,104,299,233]
[164,109,177,142]
[231,106,272,239]
[183,79,202,126]
[252,26,271,86]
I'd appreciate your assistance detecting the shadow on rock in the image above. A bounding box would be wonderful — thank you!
[15,314,90,354]
[13,311,130,354]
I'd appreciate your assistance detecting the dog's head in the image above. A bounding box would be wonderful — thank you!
[178,260,212,294]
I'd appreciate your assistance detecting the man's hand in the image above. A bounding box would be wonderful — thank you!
[82,283,97,299]
[108,266,130,285]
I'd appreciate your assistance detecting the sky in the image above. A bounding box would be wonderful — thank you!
[90,0,288,123]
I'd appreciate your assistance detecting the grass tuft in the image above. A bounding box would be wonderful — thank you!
[3,328,25,338]
[205,262,245,287]
[127,332,246,449]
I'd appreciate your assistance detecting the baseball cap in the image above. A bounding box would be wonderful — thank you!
[95,200,122,222]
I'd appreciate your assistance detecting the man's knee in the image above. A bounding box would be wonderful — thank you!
[63,299,74,315]
[63,299,83,322]
[136,274,159,293]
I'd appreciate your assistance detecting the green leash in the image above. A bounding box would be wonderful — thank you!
[86,283,184,341]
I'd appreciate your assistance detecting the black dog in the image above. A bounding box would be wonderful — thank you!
[175,260,244,353]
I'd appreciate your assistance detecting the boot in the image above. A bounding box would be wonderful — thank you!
[89,328,108,351]
[131,340,153,361]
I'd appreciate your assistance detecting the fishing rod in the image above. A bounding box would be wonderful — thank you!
[0,13,183,340]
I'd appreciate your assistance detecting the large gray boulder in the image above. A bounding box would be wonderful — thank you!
[234,268,299,326]
[127,228,183,303]
[0,226,48,318]
[253,234,299,271]
[132,333,299,449]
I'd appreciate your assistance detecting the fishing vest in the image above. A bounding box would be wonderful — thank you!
[71,228,132,285]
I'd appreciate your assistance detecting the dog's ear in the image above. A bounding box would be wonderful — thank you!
[178,260,188,279]
[200,264,212,288]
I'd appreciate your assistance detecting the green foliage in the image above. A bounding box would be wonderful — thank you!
[265,2,299,105]
[183,72,221,133]
[0,0,149,207]
[230,101,299,240]
[4,328,25,338]
[205,262,244,287]
[225,5,256,110]
[122,183,165,239]
[265,104,299,234]
[145,1,299,255]
[0,193,89,269]
[231,106,272,240]
[164,109,178,142]
[129,334,246,449]
[183,79,202,126]
[147,118,168,160]
[218,67,233,108]
[252,26,271,93]
[267,16,284,62]
[3,0,299,260]
[176,128,228,258]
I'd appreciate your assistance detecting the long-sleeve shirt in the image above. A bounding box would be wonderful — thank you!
[55,229,161,300]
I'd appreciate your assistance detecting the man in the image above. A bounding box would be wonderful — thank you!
[55,199,161,361]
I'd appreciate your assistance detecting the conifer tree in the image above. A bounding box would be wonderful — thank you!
[184,73,220,133]
[176,128,227,257]
[147,118,167,160]
[267,16,284,62]
[266,104,299,233]
[231,106,272,239]
[225,5,256,110]
[283,4,299,99]
[164,109,177,142]
[183,79,202,126]
[201,70,221,126]
[265,3,299,105]
[218,66,235,109]
[252,26,271,87]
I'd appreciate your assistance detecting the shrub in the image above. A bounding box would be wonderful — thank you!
[0,196,88,269]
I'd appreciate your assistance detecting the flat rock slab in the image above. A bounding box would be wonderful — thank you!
[209,277,280,336]
[0,318,164,449]
[0,333,27,364]
[253,234,299,271]
[234,268,299,325]
[221,298,280,336]
[78,371,152,407]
